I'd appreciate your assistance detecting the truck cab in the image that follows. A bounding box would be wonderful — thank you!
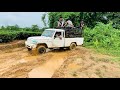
[25,27,84,54]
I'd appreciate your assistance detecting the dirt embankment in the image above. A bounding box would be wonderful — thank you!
[0,40,25,51]
[52,47,120,78]
[0,40,120,78]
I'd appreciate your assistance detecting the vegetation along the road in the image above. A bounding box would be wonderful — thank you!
[0,12,120,57]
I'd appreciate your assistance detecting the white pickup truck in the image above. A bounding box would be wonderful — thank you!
[25,28,84,54]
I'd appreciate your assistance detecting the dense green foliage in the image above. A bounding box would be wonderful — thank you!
[84,22,120,48]
[47,12,120,29]
[84,22,120,56]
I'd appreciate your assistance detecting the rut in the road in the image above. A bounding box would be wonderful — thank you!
[28,50,68,78]
[0,47,54,78]
[0,46,70,78]
[1,41,120,78]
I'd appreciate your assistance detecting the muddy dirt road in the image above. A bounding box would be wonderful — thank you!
[0,40,120,78]
[0,45,70,78]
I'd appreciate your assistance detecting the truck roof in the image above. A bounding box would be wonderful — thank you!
[45,28,64,31]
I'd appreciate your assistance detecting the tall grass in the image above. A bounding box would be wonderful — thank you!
[84,22,120,56]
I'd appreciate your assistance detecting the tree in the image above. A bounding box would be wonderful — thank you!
[47,12,120,29]
[14,24,19,29]
[42,13,47,27]
[23,27,32,31]
[31,25,39,31]
[6,25,11,30]
[1,26,5,30]
[4,24,20,31]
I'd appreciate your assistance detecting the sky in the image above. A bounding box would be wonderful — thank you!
[0,12,48,28]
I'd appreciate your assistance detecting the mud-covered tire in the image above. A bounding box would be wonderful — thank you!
[27,48,32,51]
[69,43,76,50]
[37,45,46,54]
[60,47,64,50]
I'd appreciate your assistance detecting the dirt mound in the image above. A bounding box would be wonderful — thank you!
[52,47,120,78]
[0,40,25,51]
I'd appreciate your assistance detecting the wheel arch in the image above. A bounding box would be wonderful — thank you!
[36,43,48,48]
[70,42,77,46]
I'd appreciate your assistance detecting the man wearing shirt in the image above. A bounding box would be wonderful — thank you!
[57,17,65,27]
[64,18,74,28]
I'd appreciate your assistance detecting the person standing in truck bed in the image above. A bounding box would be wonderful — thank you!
[64,18,74,28]
[57,17,65,27]
[80,20,85,30]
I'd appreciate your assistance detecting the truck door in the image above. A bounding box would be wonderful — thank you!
[52,31,65,47]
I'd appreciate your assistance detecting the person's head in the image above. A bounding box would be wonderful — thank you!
[80,20,84,24]
[59,17,63,21]
[81,19,84,22]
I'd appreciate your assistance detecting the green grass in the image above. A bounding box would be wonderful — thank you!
[85,46,120,57]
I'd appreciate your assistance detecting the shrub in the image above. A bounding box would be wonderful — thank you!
[0,31,42,43]
[15,31,41,40]
[84,22,120,56]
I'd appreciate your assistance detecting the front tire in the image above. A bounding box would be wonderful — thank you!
[37,45,46,54]
[69,43,76,50]
[60,47,64,50]
[27,48,32,51]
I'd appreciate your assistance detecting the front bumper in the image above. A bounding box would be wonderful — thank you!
[25,41,37,50]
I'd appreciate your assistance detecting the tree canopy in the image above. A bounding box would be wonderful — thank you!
[43,12,120,29]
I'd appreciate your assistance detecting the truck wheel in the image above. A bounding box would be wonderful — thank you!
[69,43,76,50]
[27,48,32,51]
[60,47,64,50]
[37,45,46,54]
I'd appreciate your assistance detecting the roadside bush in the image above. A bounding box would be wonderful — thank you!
[84,22,120,56]
[84,22,120,48]
[15,31,41,40]
[0,32,17,43]
[0,31,42,43]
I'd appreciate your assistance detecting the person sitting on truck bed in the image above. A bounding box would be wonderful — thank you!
[57,17,65,27]
[64,18,74,28]
[80,20,85,30]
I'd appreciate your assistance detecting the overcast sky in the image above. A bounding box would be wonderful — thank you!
[0,12,48,28]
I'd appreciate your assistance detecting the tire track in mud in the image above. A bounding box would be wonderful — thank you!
[0,46,70,78]
[28,50,68,78]
[1,40,120,78]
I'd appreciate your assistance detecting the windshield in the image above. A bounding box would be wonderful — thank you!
[41,30,55,37]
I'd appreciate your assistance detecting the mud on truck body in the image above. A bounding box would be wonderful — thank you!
[25,27,84,54]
